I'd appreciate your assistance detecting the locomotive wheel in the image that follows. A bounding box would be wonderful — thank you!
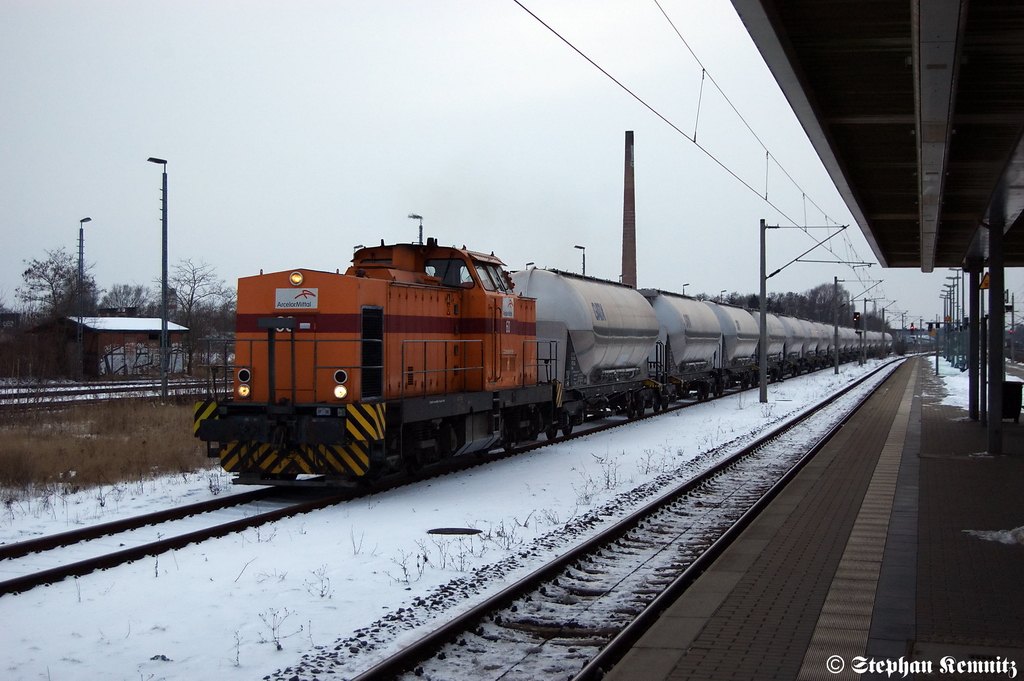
[437,422,458,458]
[561,422,574,437]
[501,420,516,453]
[529,409,543,441]
[545,425,559,441]
[403,454,424,476]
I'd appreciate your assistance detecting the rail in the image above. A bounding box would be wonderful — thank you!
[344,358,904,681]
[0,488,353,597]
[0,379,208,408]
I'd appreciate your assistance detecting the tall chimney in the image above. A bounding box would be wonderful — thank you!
[621,130,637,288]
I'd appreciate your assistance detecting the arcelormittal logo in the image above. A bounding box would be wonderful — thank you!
[275,288,319,310]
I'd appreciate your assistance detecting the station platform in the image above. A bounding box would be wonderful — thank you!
[604,357,1024,680]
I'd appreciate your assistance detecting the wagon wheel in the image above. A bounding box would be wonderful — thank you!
[501,419,517,453]
[529,409,543,441]
[403,451,424,476]
[561,422,574,437]
[437,421,459,458]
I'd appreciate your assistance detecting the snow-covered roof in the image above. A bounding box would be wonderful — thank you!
[72,317,188,332]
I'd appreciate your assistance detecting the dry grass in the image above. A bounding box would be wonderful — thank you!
[0,401,213,497]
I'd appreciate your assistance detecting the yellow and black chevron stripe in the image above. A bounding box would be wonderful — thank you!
[219,441,372,477]
[193,400,218,435]
[346,403,386,441]
[218,403,386,477]
[552,380,563,408]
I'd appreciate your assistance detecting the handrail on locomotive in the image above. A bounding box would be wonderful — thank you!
[201,336,561,403]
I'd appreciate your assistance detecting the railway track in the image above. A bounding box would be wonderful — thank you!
[0,376,736,597]
[0,487,352,597]
[0,360,884,601]
[266,358,905,681]
[0,379,208,409]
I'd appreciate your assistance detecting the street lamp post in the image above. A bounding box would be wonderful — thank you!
[76,217,92,380]
[834,276,841,374]
[681,283,690,296]
[758,219,776,403]
[148,157,169,401]
[574,245,586,276]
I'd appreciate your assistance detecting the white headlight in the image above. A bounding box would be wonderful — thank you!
[333,385,348,399]
[238,384,251,398]
[289,271,304,286]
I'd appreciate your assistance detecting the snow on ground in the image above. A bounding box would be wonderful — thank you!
[2,359,899,681]
[934,356,970,408]
[933,357,1024,548]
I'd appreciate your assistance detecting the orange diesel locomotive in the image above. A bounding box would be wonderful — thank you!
[195,239,555,483]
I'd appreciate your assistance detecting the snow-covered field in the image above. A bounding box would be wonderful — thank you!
[0,358,941,681]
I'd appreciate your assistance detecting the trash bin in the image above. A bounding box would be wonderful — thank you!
[1003,381,1023,422]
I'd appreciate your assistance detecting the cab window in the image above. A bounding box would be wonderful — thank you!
[425,258,475,288]
[488,265,512,293]
[475,264,497,291]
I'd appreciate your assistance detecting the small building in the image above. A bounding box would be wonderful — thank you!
[43,317,189,377]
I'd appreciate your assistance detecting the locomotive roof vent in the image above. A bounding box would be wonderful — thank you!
[426,237,438,247]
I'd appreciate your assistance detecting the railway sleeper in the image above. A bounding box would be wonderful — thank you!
[498,620,620,640]
[562,585,608,597]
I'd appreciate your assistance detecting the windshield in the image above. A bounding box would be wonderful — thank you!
[425,258,475,288]
[474,263,511,293]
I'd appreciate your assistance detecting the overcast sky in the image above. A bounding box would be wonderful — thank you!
[2,0,1017,326]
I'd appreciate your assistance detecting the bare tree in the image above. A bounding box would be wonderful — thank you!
[702,281,855,326]
[168,258,236,374]
[99,284,155,314]
[16,247,98,323]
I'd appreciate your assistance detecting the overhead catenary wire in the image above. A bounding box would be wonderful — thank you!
[512,0,804,228]
[654,0,886,300]
[651,0,842,231]
[513,0,890,311]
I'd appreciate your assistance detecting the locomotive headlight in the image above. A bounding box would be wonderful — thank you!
[333,384,348,400]
[289,271,304,286]
[236,368,252,398]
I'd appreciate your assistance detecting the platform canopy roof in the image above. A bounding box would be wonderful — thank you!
[731,0,1024,272]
